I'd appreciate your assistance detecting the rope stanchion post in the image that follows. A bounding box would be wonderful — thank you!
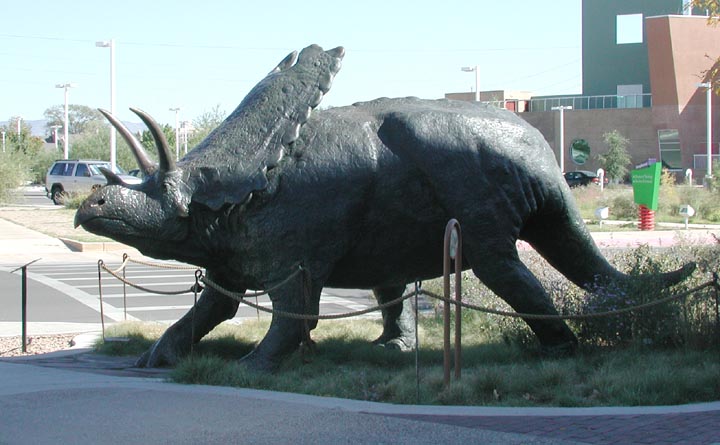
[97,260,106,342]
[191,269,203,356]
[10,258,40,353]
[443,219,462,387]
[414,280,421,404]
[122,253,128,320]
[714,272,720,341]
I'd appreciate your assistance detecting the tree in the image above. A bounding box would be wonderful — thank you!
[43,105,103,136]
[187,105,226,147]
[598,130,632,183]
[690,0,720,94]
[140,123,176,155]
[0,117,44,156]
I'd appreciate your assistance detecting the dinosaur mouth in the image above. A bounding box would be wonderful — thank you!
[74,213,143,238]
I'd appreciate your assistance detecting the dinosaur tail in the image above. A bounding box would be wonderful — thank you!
[520,198,695,291]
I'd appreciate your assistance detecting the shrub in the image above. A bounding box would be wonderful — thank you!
[0,152,31,201]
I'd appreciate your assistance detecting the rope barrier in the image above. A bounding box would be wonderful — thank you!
[96,254,718,323]
[98,260,200,295]
[420,280,717,321]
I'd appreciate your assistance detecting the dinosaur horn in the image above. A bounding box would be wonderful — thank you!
[130,107,176,173]
[98,109,156,175]
[269,50,298,74]
[98,166,126,186]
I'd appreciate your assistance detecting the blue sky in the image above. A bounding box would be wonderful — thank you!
[1,0,582,125]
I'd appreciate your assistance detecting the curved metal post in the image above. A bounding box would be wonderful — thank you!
[122,253,128,320]
[443,219,463,387]
[97,260,106,341]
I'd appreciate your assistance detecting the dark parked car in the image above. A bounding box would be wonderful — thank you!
[564,170,608,188]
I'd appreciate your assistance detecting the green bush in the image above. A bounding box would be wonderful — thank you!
[0,152,31,201]
[423,243,719,350]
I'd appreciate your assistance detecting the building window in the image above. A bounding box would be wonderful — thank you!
[617,14,644,44]
[617,84,643,108]
[658,129,682,170]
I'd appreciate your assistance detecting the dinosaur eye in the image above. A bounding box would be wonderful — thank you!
[98,198,105,206]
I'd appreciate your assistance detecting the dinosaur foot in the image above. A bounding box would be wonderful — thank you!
[135,330,192,368]
[372,334,416,351]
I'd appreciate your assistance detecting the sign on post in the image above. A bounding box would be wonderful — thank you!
[631,163,661,211]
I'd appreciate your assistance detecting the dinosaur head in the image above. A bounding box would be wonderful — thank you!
[74,108,192,249]
[75,44,344,256]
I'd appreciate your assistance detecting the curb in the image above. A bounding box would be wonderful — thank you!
[58,238,129,252]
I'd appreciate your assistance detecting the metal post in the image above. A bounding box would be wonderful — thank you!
[21,266,27,352]
[453,226,463,381]
[551,106,572,173]
[10,259,41,353]
[170,108,181,160]
[698,82,713,181]
[443,219,462,387]
[414,280,421,404]
[122,253,128,320]
[63,85,69,158]
[97,260,106,341]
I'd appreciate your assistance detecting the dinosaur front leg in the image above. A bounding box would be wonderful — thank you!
[136,280,241,368]
[239,273,322,371]
[372,285,416,351]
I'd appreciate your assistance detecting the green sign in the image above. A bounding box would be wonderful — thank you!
[631,163,661,211]
[570,139,590,165]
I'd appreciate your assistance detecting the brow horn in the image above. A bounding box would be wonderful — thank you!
[130,107,177,173]
[98,109,156,175]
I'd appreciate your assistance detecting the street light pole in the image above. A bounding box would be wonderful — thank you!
[551,105,573,173]
[698,82,713,180]
[181,120,189,154]
[96,39,117,171]
[55,83,76,159]
[169,107,181,160]
[50,125,61,150]
[461,66,479,101]
[13,117,21,152]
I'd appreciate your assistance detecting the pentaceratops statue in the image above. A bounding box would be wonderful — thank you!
[75,44,694,370]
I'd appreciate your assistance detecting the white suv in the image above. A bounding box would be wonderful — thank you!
[45,159,142,205]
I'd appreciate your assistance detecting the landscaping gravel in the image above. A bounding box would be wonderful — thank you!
[0,334,77,357]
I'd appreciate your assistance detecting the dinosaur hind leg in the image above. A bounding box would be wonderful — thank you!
[372,285,416,351]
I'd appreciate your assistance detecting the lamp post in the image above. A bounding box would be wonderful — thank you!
[15,117,22,152]
[55,83,76,159]
[50,125,61,150]
[96,39,116,171]
[461,66,479,101]
[181,120,190,154]
[551,105,573,173]
[697,82,713,180]
[169,107,181,160]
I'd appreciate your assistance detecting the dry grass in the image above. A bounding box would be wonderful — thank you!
[0,207,110,242]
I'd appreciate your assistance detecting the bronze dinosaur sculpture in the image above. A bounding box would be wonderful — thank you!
[75,44,694,370]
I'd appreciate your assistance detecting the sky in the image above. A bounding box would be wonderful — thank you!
[1,0,582,127]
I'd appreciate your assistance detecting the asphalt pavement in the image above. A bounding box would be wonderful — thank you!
[1,207,720,444]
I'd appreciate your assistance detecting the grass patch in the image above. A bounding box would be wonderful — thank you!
[100,316,720,407]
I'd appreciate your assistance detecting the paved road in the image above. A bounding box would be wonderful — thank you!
[0,258,377,338]
[7,185,54,207]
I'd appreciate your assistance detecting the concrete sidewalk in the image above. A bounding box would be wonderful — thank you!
[0,355,719,445]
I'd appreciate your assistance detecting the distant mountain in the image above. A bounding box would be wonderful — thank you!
[0,120,147,138]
